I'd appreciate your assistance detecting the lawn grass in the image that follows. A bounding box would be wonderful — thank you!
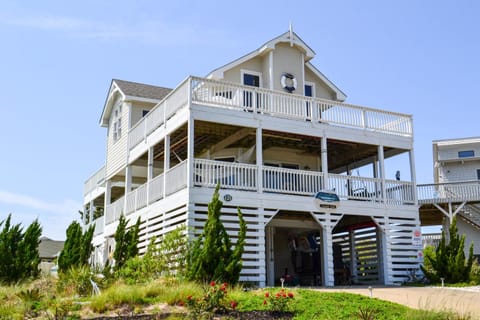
[0,278,472,319]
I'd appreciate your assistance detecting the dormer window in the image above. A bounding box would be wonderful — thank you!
[458,150,474,158]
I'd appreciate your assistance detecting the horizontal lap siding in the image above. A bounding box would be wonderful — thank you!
[106,102,129,178]
[192,204,269,285]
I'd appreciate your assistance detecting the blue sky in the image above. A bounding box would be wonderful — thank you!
[1,1,479,239]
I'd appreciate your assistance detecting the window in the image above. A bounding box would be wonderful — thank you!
[458,150,474,158]
[477,169,480,180]
[112,105,122,142]
[142,110,149,117]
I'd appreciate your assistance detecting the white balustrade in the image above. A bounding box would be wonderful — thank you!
[149,173,164,203]
[146,102,165,134]
[165,80,189,120]
[165,161,188,196]
[327,174,382,201]
[417,180,480,204]
[384,179,415,205]
[128,120,146,149]
[94,216,104,236]
[84,165,106,195]
[194,159,257,190]
[126,191,136,214]
[105,203,115,225]
[191,76,412,136]
[136,184,148,209]
[262,166,322,195]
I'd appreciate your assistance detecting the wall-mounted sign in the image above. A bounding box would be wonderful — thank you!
[412,228,422,249]
[223,194,232,202]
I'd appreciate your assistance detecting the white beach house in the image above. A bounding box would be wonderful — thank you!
[83,31,421,286]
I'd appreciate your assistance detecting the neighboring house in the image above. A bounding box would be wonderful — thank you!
[83,30,420,286]
[431,137,480,257]
[38,237,64,274]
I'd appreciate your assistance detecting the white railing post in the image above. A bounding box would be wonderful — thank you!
[256,127,263,193]
[378,145,386,203]
[321,135,329,189]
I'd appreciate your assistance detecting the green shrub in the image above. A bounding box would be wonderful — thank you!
[421,217,474,284]
[57,265,94,296]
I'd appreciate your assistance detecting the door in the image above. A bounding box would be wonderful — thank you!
[243,73,260,110]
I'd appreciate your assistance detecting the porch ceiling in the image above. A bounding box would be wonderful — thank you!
[194,121,402,172]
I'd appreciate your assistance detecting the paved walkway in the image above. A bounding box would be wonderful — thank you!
[316,286,480,317]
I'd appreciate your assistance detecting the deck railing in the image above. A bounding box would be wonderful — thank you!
[417,180,480,204]
[165,160,188,196]
[84,165,105,195]
[124,76,412,153]
[194,159,257,191]
[194,159,415,204]
[263,166,323,195]
[191,77,412,136]
[100,159,416,226]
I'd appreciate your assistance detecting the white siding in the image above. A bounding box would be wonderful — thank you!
[106,101,129,178]
[439,161,480,182]
[130,102,156,128]
[438,143,480,161]
[457,218,480,256]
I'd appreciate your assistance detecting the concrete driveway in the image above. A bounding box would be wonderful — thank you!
[316,286,480,318]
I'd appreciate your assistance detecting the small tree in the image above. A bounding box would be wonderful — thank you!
[58,221,94,272]
[187,184,247,284]
[421,216,474,283]
[0,214,42,283]
[113,215,141,270]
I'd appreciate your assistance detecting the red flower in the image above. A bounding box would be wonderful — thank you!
[263,300,267,305]
[265,292,270,298]
[210,281,216,287]
[288,292,294,298]
[230,300,238,310]
[276,293,281,298]
[178,301,184,306]
[187,295,192,300]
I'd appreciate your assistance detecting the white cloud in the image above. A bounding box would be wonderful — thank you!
[0,13,229,46]
[0,190,80,215]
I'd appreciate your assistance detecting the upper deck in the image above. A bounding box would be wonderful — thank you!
[127,76,413,153]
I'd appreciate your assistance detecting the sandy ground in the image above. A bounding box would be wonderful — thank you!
[316,286,480,318]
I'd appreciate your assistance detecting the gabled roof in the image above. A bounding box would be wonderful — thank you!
[99,79,172,127]
[206,30,346,101]
[113,79,172,101]
[39,237,64,259]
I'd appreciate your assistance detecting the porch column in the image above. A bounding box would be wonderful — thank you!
[409,149,418,205]
[164,134,171,198]
[89,199,95,223]
[187,117,195,190]
[322,224,334,286]
[377,222,391,285]
[124,165,132,213]
[349,230,358,283]
[256,127,263,193]
[321,135,329,189]
[146,146,154,204]
[378,145,386,202]
[265,225,274,287]
[373,157,380,201]
[104,180,112,229]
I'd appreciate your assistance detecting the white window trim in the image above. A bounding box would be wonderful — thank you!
[304,81,316,97]
[240,69,263,87]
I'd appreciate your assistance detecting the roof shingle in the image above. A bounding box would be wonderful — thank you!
[113,79,172,101]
